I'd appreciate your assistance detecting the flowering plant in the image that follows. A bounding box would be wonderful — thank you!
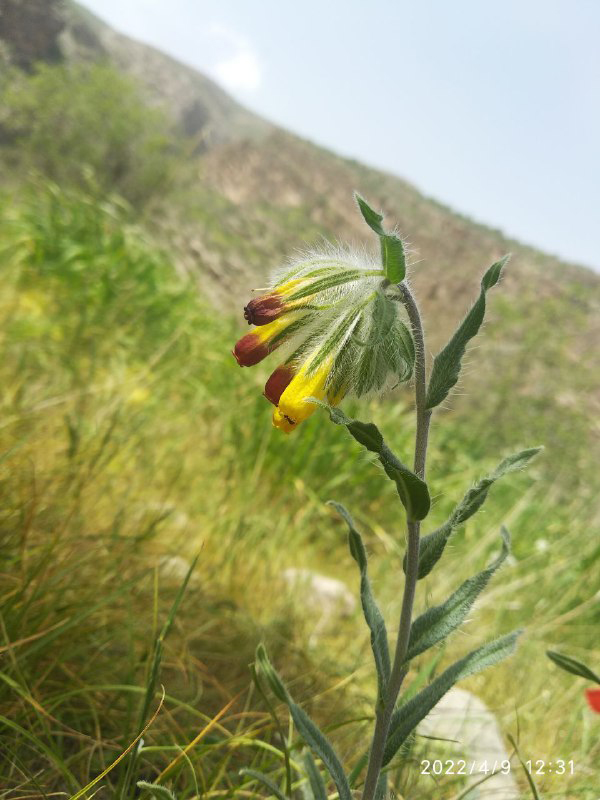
[234,194,541,800]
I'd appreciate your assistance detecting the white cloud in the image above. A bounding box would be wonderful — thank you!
[206,23,262,93]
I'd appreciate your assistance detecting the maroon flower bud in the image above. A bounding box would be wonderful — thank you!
[264,365,295,405]
[232,316,295,367]
[244,293,285,325]
[232,332,272,366]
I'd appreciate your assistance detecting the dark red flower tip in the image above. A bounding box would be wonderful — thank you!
[232,333,271,367]
[244,294,284,325]
[264,365,295,405]
[585,688,600,713]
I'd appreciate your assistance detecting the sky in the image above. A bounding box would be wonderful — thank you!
[80,0,600,271]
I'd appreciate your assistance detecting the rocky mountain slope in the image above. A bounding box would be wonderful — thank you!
[1,0,598,473]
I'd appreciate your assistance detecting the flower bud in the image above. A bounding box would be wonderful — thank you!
[232,332,272,367]
[232,315,302,367]
[264,364,295,405]
[244,294,285,325]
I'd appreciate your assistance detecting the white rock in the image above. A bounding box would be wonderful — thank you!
[283,568,356,641]
[417,687,519,799]
[159,555,198,585]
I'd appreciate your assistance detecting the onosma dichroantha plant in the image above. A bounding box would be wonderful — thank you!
[231,194,542,800]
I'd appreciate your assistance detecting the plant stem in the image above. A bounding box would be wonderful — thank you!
[361,282,431,800]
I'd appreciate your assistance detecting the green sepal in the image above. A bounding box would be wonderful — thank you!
[326,290,415,398]
[329,502,391,701]
[303,751,328,800]
[546,651,600,684]
[255,645,353,800]
[318,406,430,522]
[382,631,521,766]
[286,269,383,302]
[406,528,511,662]
[425,256,509,410]
[355,193,406,282]
[415,447,541,578]
[239,770,288,800]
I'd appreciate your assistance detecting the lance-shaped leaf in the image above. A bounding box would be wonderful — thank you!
[355,193,406,282]
[406,528,510,662]
[415,447,541,578]
[320,406,430,522]
[425,256,509,410]
[255,645,352,800]
[329,501,391,701]
[137,783,177,800]
[382,631,521,766]
[303,751,328,800]
[239,770,288,800]
[546,651,600,684]
[375,772,388,800]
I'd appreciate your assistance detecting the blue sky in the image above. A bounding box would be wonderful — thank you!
[81,0,600,270]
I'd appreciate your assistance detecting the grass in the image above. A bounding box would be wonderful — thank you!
[0,179,598,799]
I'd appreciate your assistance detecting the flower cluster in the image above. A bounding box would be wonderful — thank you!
[233,248,415,433]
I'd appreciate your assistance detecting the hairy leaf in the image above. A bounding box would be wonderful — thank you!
[375,772,388,800]
[425,256,509,409]
[137,782,177,800]
[322,407,430,521]
[239,770,288,800]
[383,631,521,765]
[416,447,541,578]
[355,193,406,282]
[303,751,328,800]
[329,502,391,700]
[406,528,510,662]
[546,651,600,684]
[255,645,352,800]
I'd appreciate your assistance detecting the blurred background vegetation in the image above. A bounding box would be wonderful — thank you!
[0,2,598,798]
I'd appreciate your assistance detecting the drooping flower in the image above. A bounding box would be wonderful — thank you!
[263,364,295,405]
[244,279,310,325]
[232,245,415,432]
[233,313,308,367]
[269,358,343,434]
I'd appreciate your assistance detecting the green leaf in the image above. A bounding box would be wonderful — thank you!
[255,645,352,800]
[329,502,391,700]
[239,770,288,800]
[303,751,328,800]
[322,407,430,522]
[416,447,541,578]
[425,256,510,409]
[406,528,511,662]
[355,193,406,282]
[137,782,177,800]
[383,631,521,766]
[255,643,289,704]
[507,734,542,800]
[375,772,388,800]
[546,650,600,684]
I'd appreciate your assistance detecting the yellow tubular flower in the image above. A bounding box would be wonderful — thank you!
[233,314,301,367]
[273,359,339,434]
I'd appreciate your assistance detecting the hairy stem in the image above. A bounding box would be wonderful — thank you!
[361,282,431,800]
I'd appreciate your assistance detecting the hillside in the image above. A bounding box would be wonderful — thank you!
[0,3,599,797]
[0,1,597,475]
[1,1,597,478]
